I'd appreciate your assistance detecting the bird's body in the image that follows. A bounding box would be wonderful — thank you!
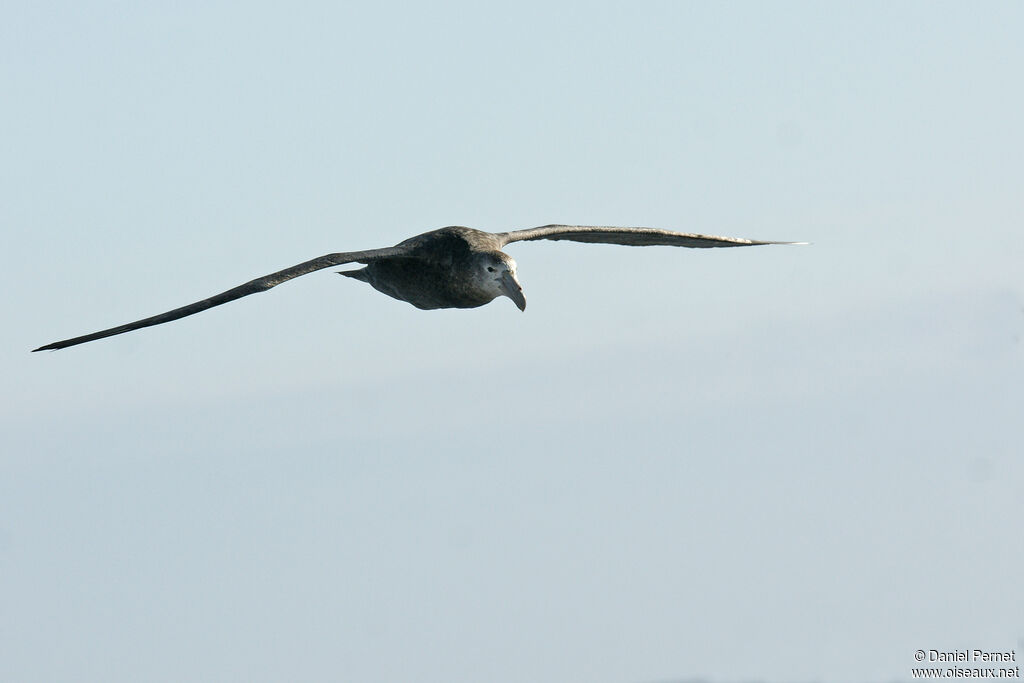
[33,224,803,351]
[341,227,513,310]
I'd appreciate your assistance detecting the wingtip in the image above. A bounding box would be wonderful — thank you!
[33,339,72,352]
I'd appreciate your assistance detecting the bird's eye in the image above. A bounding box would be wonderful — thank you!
[487,266,496,273]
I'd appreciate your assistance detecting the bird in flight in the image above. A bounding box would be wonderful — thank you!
[33,224,803,351]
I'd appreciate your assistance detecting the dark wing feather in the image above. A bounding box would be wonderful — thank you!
[497,224,804,248]
[33,246,407,351]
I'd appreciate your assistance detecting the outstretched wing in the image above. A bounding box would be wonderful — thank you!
[497,224,805,248]
[33,246,408,351]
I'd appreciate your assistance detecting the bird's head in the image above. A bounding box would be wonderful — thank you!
[476,251,526,311]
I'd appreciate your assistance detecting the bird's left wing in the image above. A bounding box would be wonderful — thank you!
[33,246,408,351]
[496,224,805,248]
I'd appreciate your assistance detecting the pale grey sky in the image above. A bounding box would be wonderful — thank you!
[2,2,1022,682]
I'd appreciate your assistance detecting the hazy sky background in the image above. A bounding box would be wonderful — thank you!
[2,2,1022,682]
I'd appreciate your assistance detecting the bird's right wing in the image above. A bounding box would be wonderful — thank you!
[497,224,805,248]
[33,246,408,351]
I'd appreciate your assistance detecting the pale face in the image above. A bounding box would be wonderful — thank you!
[478,252,526,311]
